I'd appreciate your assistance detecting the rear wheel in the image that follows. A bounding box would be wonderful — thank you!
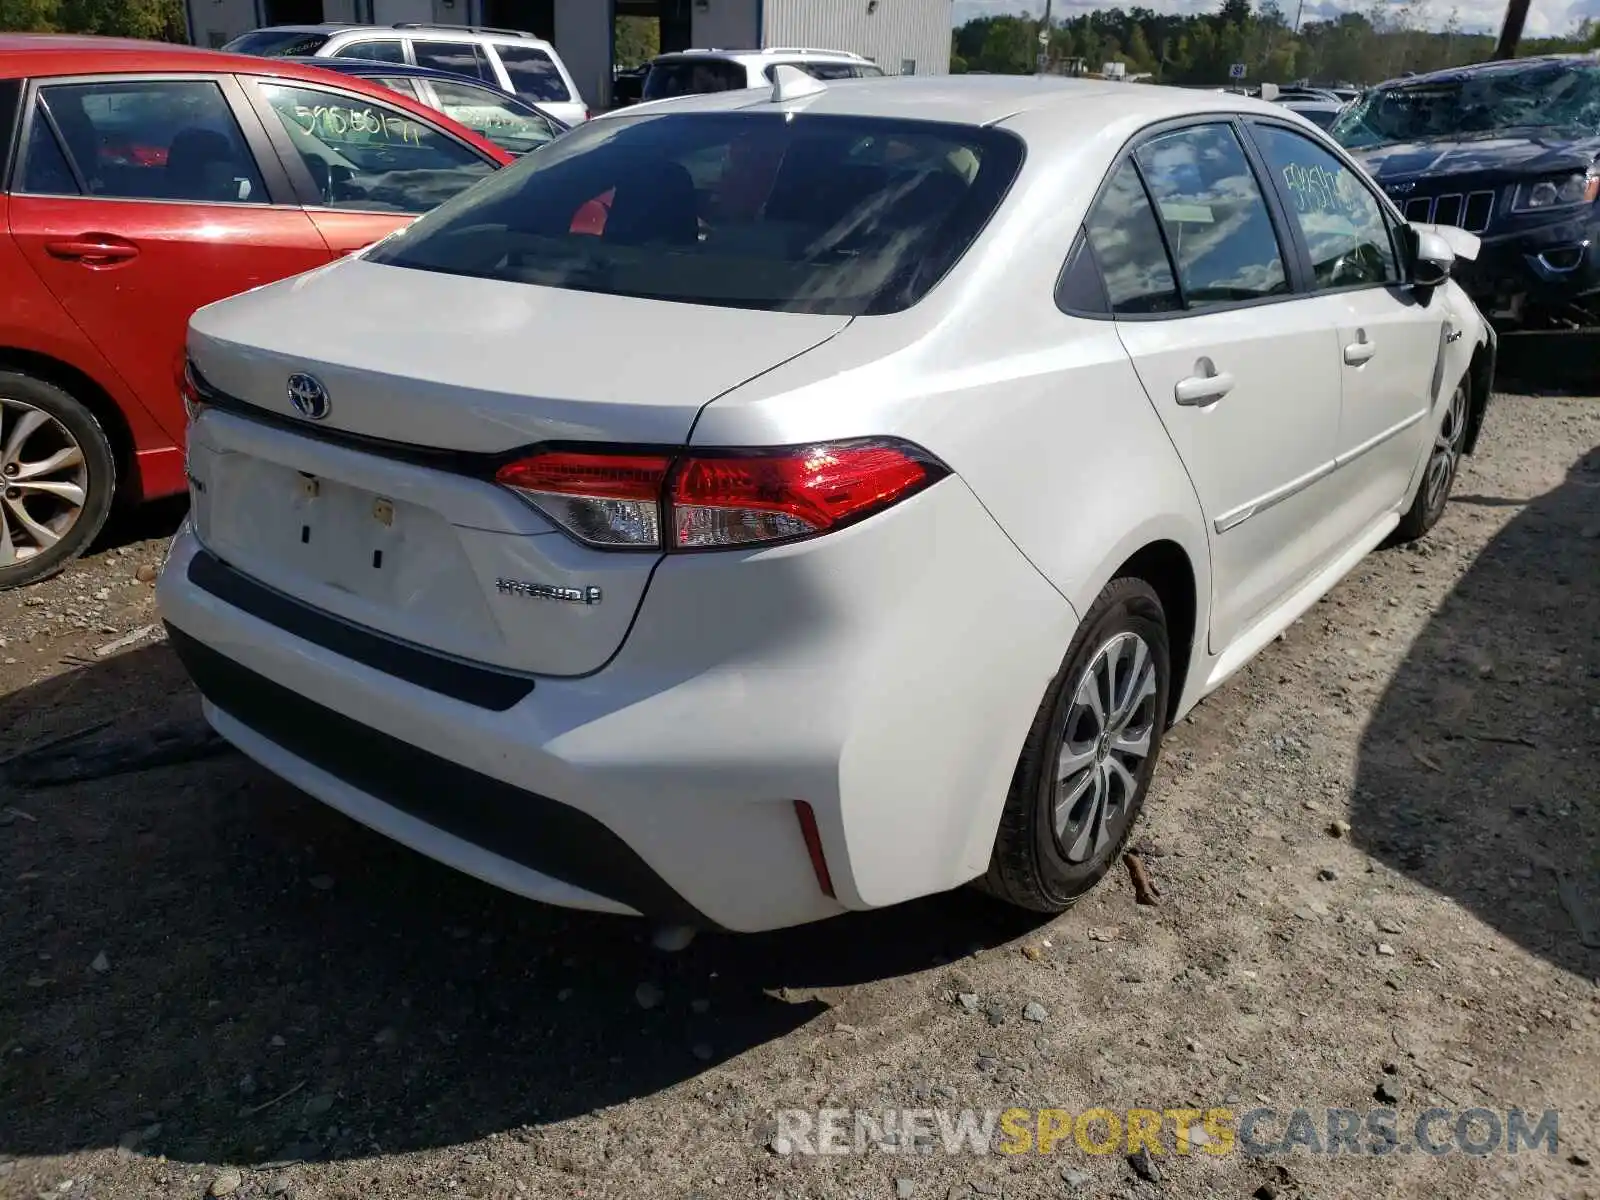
[0,373,116,591]
[978,577,1171,913]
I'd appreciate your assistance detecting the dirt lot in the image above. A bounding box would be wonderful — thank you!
[1,391,1597,1200]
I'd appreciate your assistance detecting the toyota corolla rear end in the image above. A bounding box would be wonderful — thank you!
[157,100,1077,931]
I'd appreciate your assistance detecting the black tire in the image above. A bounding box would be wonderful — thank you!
[1392,376,1469,545]
[978,577,1172,913]
[0,372,117,591]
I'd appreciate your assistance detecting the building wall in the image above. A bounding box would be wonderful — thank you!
[761,0,950,75]
[691,0,759,51]
[552,0,612,110]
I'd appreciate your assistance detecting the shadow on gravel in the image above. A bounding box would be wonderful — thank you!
[0,646,1043,1166]
[1353,442,1600,980]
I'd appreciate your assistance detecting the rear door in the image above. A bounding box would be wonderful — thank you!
[238,76,502,256]
[4,72,329,442]
[1098,120,1347,652]
[1246,119,1445,544]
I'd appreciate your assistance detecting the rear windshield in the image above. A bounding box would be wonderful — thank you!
[221,29,331,57]
[642,59,747,100]
[364,111,1023,316]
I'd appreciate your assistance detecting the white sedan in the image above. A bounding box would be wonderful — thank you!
[158,70,1493,932]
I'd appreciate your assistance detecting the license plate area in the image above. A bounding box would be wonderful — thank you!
[287,471,406,602]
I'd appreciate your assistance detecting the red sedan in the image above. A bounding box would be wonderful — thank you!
[0,36,514,588]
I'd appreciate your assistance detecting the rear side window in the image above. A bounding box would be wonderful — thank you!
[1082,159,1180,314]
[642,59,747,100]
[221,29,331,56]
[26,80,266,204]
[19,109,80,195]
[763,61,860,82]
[333,39,407,64]
[370,76,421,101]
[495,45,573,103]
[413,41,496,83]
[256,83,495,213]
[1134,123,1289,308]
[366,111,1023,316]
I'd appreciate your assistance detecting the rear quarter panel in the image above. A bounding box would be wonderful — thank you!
[691,111,1214,674]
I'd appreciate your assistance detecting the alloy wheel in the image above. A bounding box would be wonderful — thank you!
[1425,384,1468,516]
[1052,631,1159,864]
[0,395,89,568]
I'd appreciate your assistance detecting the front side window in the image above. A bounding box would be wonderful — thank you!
[365,111,1023,316]
[256,83,495,214]
[1134,123,1289,308]
[1252,123,1398,289]
[1083,159,1181,314]
[412,41,495,83]
[333,39,407,64]
[427,79,557,155]
[494,45,572,103]
[642,59,748,100]
[26,80,265,204]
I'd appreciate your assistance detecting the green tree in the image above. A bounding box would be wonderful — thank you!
[612,14,659,69]
[0,0,59,31]
[1126,23,1157,72]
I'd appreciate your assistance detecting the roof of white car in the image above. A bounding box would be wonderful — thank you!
[619,74,1295,129]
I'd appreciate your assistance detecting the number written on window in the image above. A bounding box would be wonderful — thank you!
[258,84,495,214]
[1253,124,1399,289]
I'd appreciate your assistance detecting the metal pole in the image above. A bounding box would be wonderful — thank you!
[1492,0,1530,59]
[1037,0,1053,74]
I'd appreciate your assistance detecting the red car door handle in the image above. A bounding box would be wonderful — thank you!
[44,237,139,264]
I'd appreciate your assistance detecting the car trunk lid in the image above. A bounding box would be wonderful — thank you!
[183,259,850,676]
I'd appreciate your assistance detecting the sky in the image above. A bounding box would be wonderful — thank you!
[950,0,1596,40]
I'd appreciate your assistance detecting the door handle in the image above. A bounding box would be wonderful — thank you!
[1174,368,1235,406]
[1343,335,1377,365]
[44,237,139,264]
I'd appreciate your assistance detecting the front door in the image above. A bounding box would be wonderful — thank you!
[1089,122,1346,652]
[6,74,329,441]
[1246,120,1448,545]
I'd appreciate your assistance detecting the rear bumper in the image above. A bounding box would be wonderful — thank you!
[157,476,1077,932]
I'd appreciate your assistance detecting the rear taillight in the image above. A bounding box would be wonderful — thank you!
[493,439,945,551]
[496,452,670,547]
[179,359,207,423]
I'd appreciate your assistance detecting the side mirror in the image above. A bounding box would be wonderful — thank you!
[1400,223,1456,287]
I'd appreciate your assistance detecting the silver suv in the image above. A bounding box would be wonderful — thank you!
[642,47,883,101]
[222,23,588,125]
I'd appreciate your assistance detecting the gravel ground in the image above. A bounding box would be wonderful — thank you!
[1,392,1597,1200]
